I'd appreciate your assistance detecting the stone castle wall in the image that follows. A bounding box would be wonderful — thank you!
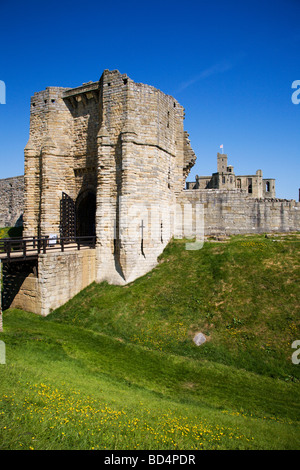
[23,70,196,285]
[0,176,24,227]
[95,70,194,284]
[177,189,300,236]
[23,86,75,237]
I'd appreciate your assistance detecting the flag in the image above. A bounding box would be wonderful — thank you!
[220,144,223,149]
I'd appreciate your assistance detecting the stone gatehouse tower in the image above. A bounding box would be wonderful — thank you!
[2,68,300,317]
[23,69,196,285]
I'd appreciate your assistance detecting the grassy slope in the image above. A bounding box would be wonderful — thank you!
[0,231,299,450]
[50,233,300,381]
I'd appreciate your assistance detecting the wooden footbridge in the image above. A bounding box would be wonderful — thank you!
[0,235,96,263]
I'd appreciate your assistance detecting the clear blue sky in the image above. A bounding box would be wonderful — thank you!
[0,0,299,199]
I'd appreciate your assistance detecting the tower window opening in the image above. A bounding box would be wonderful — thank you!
[248,178,253,194]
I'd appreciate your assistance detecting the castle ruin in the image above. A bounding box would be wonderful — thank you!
[187,153,276,199]
[0,69,299,316]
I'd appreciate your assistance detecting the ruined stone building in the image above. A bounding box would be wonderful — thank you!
[0,69,299,316]
[186,153,276,198]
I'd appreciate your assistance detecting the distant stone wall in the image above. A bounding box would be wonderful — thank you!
[177,189,300,236]
[0,176,24,227]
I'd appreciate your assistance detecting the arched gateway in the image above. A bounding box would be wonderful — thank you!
[76,191,96,237]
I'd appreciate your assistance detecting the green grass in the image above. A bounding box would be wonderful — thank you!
[0,226,23,239]
[0,232,299,449]
[49,233,300,381]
